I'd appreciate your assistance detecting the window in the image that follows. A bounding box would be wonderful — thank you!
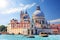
[42,20,44,24]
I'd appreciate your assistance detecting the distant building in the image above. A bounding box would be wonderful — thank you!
[50,24,60,34]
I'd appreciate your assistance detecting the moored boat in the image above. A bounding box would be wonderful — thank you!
[39,32,48,37]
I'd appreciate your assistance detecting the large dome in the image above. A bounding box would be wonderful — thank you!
[33,6,44,17]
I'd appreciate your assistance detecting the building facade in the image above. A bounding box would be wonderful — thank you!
[7,10,31,35]
[7,5,57,35]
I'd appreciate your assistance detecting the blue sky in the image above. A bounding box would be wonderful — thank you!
[0,0,60,25]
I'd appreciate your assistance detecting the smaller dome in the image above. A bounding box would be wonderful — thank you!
[23,15,29,19]
[36,5,40,10]
[23,11,30,19]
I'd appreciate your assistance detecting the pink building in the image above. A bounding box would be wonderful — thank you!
[7,11,30,35]
[50,24,60,34]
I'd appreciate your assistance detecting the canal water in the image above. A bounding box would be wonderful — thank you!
[0,35,59,40]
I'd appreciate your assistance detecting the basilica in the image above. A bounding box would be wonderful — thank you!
[7,5,51,35]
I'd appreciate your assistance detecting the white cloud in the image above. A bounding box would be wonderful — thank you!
[0,3,36,14]
[24,3,36,10]
[48,19,60,23]
[19,3,25,7]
